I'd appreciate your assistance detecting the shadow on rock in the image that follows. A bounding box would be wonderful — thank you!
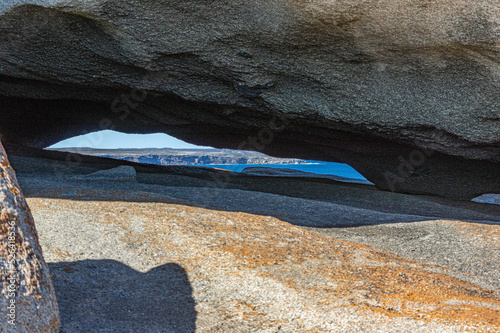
[49,260,196,333]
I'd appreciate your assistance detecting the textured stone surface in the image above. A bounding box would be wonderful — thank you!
[74,165,137,182]
[0,141,60,332]
[473,194,500,205]
[27,187,500,332]
[0,1,499,199]
[9,149,500,332]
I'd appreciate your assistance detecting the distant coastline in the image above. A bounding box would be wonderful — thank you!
[48,147,307,166]
[48,147,369,183]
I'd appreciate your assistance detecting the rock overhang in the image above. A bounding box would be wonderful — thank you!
[0,1,499,199]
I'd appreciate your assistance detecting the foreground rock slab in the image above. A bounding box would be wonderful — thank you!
[27,186,500,332]
[0,142,60,332]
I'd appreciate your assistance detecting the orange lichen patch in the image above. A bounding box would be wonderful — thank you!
[330,265,499,327]
[27,196,500,331]
[449,220,500,245]
[230,300,281,325]
[50,247,71,259]
[127,206,500,330]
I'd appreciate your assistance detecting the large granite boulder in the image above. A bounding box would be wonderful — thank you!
[0,1,499,199]
[0,141,60,332]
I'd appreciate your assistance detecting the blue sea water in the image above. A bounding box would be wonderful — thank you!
[195,161,368,181]
[99,154,368,181]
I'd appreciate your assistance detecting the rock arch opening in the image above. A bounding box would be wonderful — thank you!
[46,130,371,185]
[0,2,499,199]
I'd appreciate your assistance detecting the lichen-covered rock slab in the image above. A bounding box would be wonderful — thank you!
[0,141,60,332]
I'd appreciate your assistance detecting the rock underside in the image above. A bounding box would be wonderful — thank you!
[0,1,499,199]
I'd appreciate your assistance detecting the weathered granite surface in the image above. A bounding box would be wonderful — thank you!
[10,151,500,332]
[73,165,137,182]
[0,1,499,198]
[24,174,500,332]
[0,141,60,332]
[473,194,500,205]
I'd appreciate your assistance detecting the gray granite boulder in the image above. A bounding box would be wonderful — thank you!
[0,1,499,199]
[75,165,137,182]
[473,194,500,205]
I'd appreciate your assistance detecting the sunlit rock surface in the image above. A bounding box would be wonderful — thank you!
[4,144,498,331]
[25,179,500,332]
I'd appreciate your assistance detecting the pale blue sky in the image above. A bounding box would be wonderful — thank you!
[48,130,213,149]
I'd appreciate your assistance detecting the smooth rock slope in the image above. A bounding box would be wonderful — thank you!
[0,1,499,198]
[24,174,500,332]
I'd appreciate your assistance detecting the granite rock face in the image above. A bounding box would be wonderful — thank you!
[74,165,137,182]
[0,1,499,198]
[473,193,500,205]
[0,141,60,332]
